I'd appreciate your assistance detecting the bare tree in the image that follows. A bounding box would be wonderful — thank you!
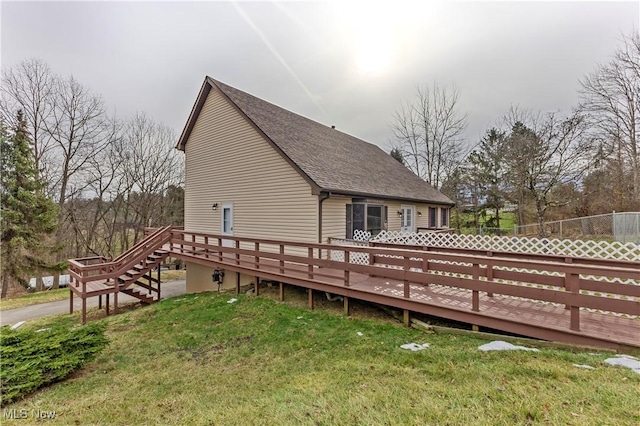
[502,108,591,236]
[579,30,640,209]
[1,58,57,182]
[390,82,468,189]
[120,112,183,242]
[46,76,113,208]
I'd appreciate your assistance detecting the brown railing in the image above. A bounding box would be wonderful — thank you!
[169,229,640,339]
[68,226,173,295]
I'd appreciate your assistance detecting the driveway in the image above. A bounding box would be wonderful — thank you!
[0,280,186,326]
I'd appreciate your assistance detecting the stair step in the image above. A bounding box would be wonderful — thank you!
[122,287,157,303]
[155,250,169,255]
[133,264,145,271]
[126,269,140,277]
[118,275,134,282]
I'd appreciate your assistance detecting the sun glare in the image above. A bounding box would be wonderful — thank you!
[332,1,433,78]
[355,33,393,76]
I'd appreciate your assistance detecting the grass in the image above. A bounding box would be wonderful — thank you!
[1,270,186,311]
[2,289,638,425]
[1,288,69,311]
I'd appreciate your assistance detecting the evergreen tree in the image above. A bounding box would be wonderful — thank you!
[467,128,507,228]
[1,111,59,297]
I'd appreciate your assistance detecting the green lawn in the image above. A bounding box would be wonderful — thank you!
[1,270,186,311]
[0,288,69,311]
[3,290,638,425]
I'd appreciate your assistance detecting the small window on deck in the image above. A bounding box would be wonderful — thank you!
[429,207,437,228]
[346,203,387,238]
[441,208,449,227]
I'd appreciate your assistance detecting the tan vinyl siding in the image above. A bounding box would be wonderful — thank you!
[186,263,255,293]
[184,88,318,243]
[384,202,449,231]
[321,197,350,242]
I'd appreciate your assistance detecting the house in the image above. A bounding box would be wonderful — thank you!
[176,77,454,293]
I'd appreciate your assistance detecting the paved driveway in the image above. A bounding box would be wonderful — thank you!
[0,280,186,326]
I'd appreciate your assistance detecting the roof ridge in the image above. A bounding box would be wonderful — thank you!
[181,76,454,205]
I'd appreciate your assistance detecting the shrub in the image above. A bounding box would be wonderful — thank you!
[0,322,108,405]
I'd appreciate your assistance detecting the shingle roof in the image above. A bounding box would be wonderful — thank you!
[177,77,454,205]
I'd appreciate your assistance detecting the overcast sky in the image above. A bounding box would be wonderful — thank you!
[2,1,638,151]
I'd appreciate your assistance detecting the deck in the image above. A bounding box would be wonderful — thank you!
[167,230,640,350]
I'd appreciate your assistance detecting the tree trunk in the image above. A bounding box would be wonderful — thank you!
[1,274,9,298]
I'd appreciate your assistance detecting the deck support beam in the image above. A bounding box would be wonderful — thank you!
[69,290,73,314]
[343,296,350,316]
[82,297,86,324]
[308,289,314,310]
[254,276,260,296]
[403,309,410,327]
[279,282,284,301]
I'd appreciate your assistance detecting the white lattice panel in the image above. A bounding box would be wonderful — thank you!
[372,231,640,261]
[333,230,639,318]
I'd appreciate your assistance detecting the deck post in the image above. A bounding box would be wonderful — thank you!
[308,289,313,310]
[486,255,494,297]
[98,295,102,309]
[403,256,410,298]
[235,240,240,265]
[205,236,209,259]
[69,289,73,314]
[279,282,284,301]
[343,296,349,316]
[236,272,241,295]
[308,247,314,279]
[472,263,480,312]
[157,265,161,300]
[344,250,350,286]
[218,238,222,261]
[403,309,410,327]
[82,297,86,324]
[422,257,429,287]
[566,271,580,331]
[255,242,260,270]
[279,245,285,274]
[113,288,118,315]
[254,277,260,296]
[106,293,110,315]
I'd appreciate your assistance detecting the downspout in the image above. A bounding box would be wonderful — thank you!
[318,191,343,302]
[318,191,331,244]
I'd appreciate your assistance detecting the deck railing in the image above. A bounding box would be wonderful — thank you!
[68,226,173,294]
[169,229,640,336]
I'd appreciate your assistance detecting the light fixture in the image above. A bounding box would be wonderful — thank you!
[397,210,403,216]
[418,211,422,217]
[212,203,218,210]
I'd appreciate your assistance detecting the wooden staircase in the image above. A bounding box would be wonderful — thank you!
[118,248,170,304]
[68,226,174,322]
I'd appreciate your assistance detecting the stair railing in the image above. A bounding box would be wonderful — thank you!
[68,226,173,293]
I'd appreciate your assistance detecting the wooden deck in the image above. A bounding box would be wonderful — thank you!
[168,230,640,350]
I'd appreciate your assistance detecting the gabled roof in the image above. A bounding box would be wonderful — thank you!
[177,77,454,205]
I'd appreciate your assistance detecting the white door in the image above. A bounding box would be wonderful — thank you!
[221,202,233,247]
[401,205,415,232]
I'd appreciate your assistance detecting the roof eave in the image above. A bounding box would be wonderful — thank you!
[176,78,212,151]
[320,189,455,206]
